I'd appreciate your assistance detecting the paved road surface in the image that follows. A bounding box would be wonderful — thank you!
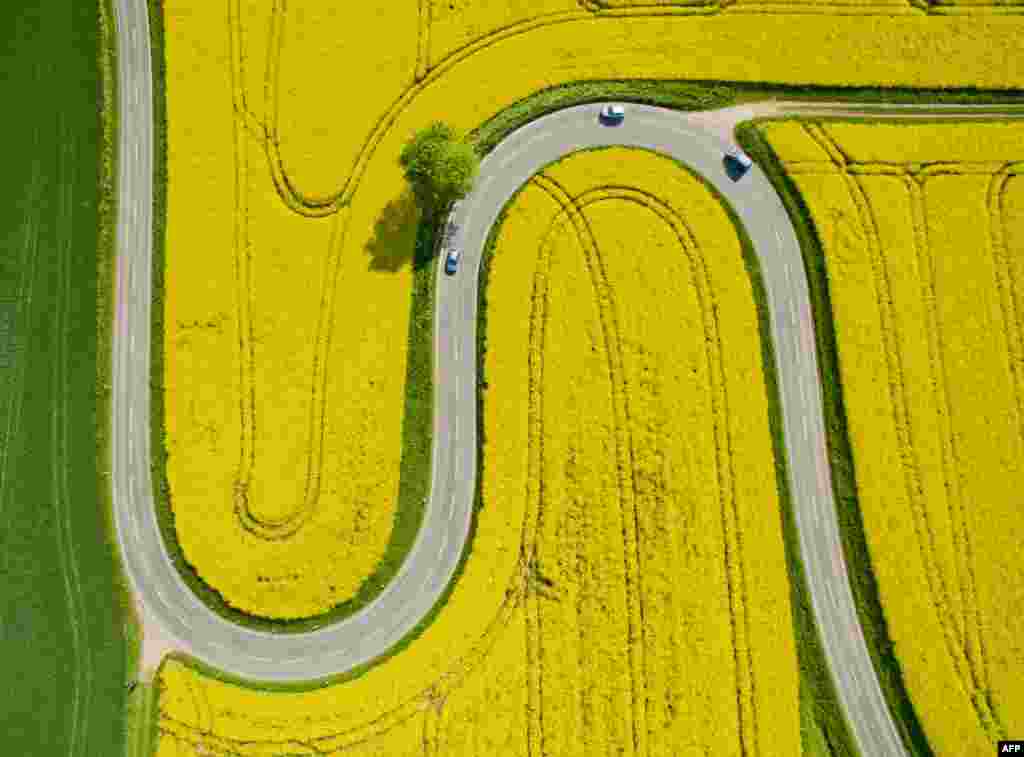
[111,0,1022,749]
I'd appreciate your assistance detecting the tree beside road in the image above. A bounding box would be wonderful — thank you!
[400,121,479,219]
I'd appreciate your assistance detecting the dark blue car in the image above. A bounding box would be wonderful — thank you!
[724,149,753,182]
[599,104,625,125]
[445,248,461,275]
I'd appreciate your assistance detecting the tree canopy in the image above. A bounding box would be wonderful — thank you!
[400,121,479,217]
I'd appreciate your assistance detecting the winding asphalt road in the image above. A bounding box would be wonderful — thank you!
[111,0,1023,752]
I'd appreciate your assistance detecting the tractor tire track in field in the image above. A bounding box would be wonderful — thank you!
[258,1,732,218]
[226,0,348,542]
[157,430,543,756]
[591,184,763,757]
[522,178,557,757]
[582,182,762,757]
[988,165,1024,449]
[528,173,762,757]
[51,117,93,757]
[805,122,1002,741]
[415,0,432,81]
[903,172,970,652]
[907,170,1004,740]
[254,0,1024,216]
[532,172,650,757]
[0,143,43,527]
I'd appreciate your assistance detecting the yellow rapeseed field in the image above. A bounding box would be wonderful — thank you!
[162,0,1024,621]
[153,148,800,756]
[758,119,1024,756]
[485,148,800,757]
[164,0,421,618]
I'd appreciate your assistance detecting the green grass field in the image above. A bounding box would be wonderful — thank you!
[0,2,130,756]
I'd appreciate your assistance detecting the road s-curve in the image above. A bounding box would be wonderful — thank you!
[111,2,976,752]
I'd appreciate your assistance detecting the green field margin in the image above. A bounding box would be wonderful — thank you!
[737,117,935,757]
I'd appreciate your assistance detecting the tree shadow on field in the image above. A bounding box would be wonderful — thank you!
[365,189,423,272]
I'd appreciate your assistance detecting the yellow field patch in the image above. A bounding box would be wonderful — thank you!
[153,147,799,756]
[759,119,1024,755]
[164,0,421,619]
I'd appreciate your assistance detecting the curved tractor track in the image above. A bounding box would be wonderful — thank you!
[111,0,1024,754]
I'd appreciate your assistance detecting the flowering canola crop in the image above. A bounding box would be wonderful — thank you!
[759,119,1024,756]
[153,147,800,757]
[163,0,421,619]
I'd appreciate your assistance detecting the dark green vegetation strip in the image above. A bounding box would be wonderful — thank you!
[737,119,934,757]
[468,79,736,152]
[0,1,129,755]
[733,81,1024,107]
